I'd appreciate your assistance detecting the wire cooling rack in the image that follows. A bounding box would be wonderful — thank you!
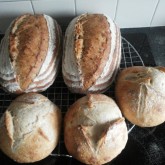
[0,37,144,160]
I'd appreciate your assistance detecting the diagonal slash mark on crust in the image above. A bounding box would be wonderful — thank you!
[76,118,125,155]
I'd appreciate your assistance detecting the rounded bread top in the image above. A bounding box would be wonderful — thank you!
[0,93,61,163]
[0,14,61,94]
[63,13,119,92]
[64,94,128,165]
[9,14,49,90]
[65,94,122,125]
[115,66,165,127]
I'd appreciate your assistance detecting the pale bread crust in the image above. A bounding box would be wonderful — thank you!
[64,94,128,165]
[0,93,61,163]
[115,66,165,127]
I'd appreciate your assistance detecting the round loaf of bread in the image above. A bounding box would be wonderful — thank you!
[115,66,165,127]
[62,13,121,94]
[0,93,61,163]
[0,14,62,94]
[64,94,128,165]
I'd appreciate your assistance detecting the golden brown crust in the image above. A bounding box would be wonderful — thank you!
[74,14,111,90]
[115,66,165,127]
[64,94,128,164]
[155,66,165,73]
[63,25,120,94]
[9,14,49,90]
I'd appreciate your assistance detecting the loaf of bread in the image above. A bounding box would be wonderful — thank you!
[62,13,121,94]
[115,66,165,127]
[64,94,128,165]
[0,93,61,163]
[0,14,62,94]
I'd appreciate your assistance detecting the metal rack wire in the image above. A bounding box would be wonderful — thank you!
[0,37,144,159]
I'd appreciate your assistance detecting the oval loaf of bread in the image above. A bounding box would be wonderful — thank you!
[0,14,62,94]
[62,13,121,94]
[64,94,128,165]
[115,66,165,127]
[0,93,61,163]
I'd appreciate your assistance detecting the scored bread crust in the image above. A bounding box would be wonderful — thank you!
[64,94,128,165]
[74,14,111,90]
[25,15,62,93]
[88,25,121,93]
[0,93,61,163]
[10,14,49,91]
[115,66,165,127]
[0,14,62,94]
[62,14,121,94]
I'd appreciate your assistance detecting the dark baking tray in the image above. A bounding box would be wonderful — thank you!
[0,37,164,165]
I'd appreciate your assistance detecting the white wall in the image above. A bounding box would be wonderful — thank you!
[0,0,164,33]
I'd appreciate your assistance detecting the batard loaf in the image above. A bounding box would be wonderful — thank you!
[0,93,61,163]
[0,14,62,94]
[62,14,121,94]
[64,94,128,165]
[115,66,165,127]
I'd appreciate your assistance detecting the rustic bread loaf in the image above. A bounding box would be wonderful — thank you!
[115,66,165,127]
[64,94,128,165]
[62,13,121,94]
[0,93,61,163]
[0,14,62,94]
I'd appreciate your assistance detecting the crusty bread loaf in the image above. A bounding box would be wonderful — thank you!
[0,93,61,163]
[115,66,165,127]
[62,13,121,94]
[0,14,62,94]
[64,94,128,165]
